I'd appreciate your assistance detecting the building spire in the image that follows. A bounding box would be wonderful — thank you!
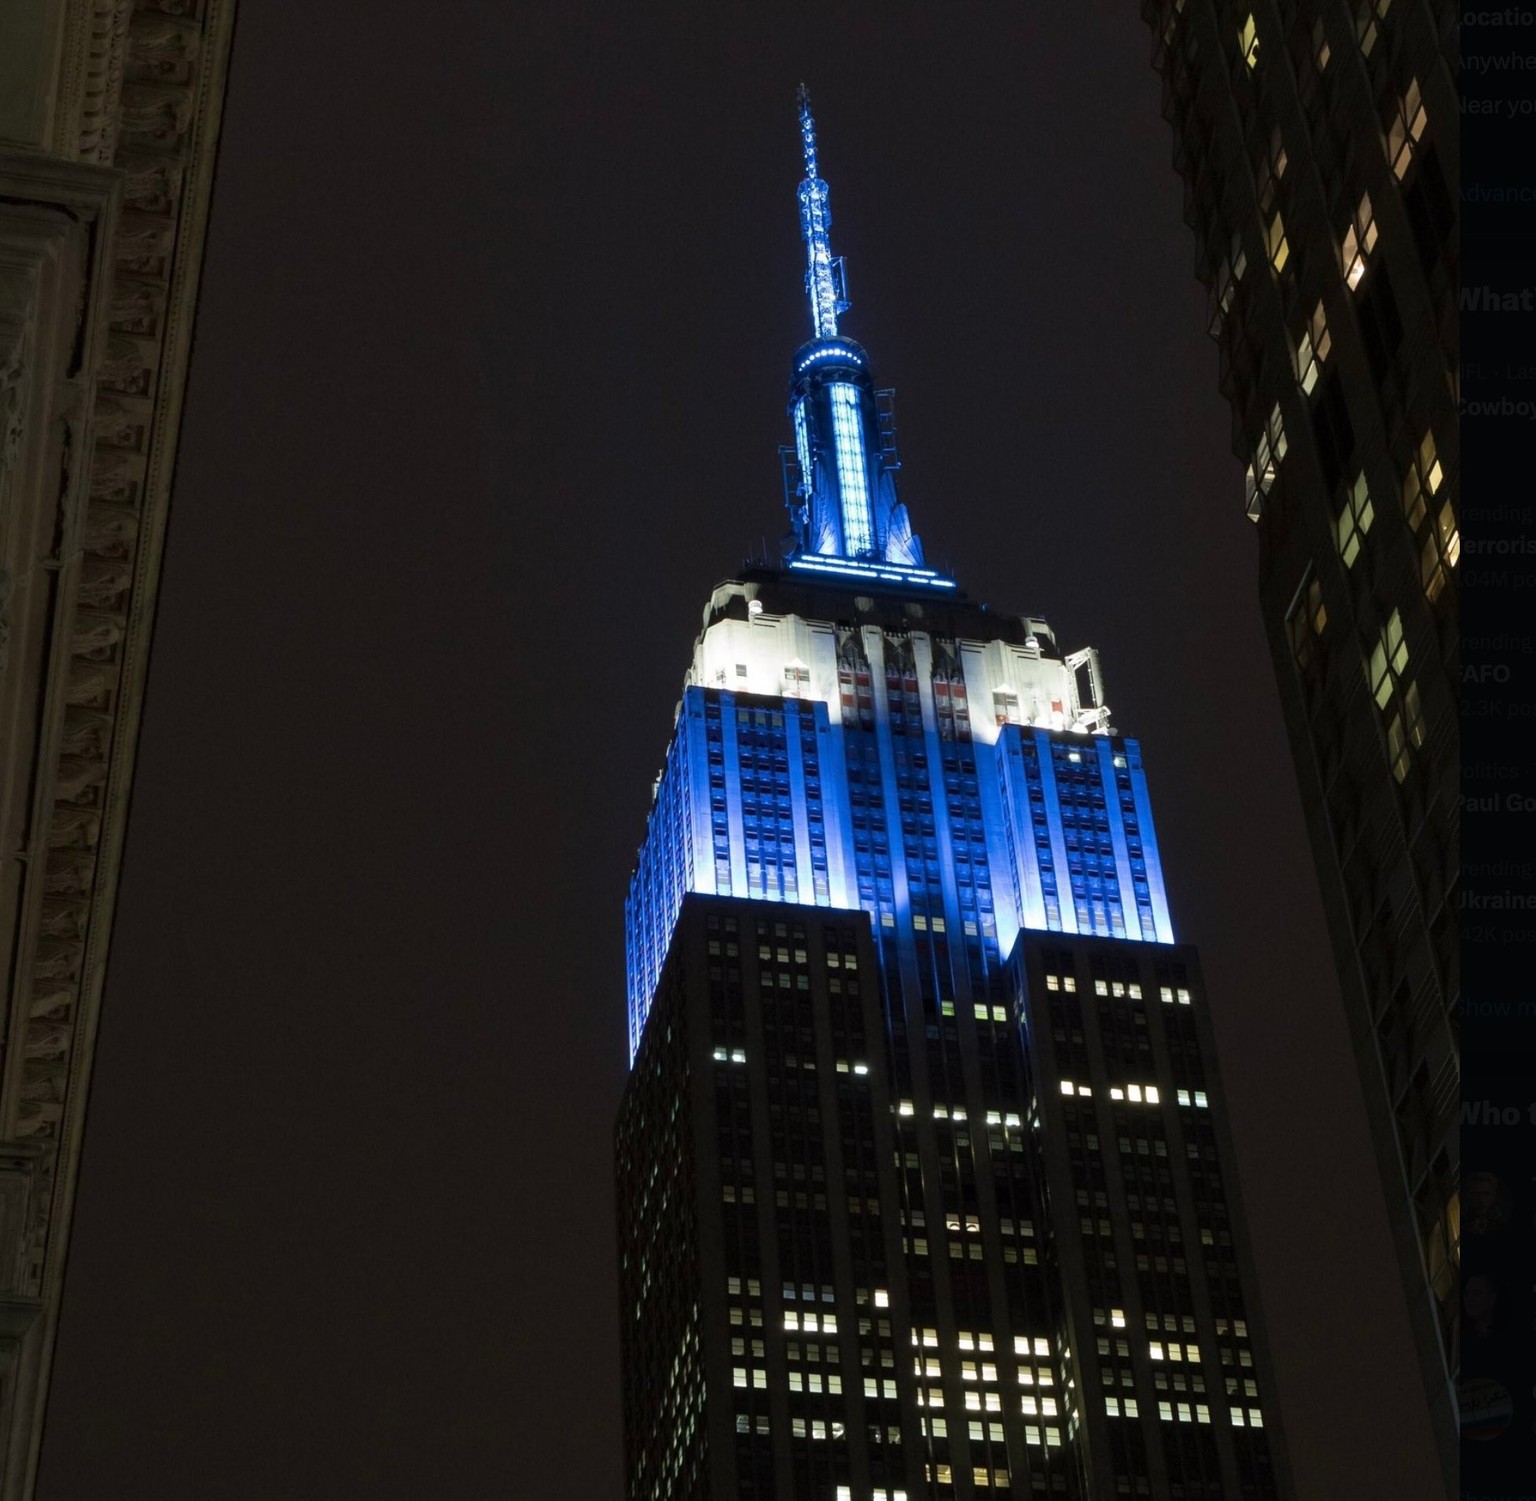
[796,84,848,340]
[782,87,930,577]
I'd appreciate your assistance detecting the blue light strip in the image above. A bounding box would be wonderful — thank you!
[829,384,873,554]
[796,345,864,372]
[793,399,812,499]
[786,555,957,589]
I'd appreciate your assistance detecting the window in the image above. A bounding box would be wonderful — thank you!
[1333,471,1375,567]
[1265,211,1289,273]
[1401,430,1444,528]
[1421,505,1461,601]
[1341,192,1378,289]
[1244,403,1287,521]
[1209,230,1247,337]
[1356,0,1390,56]
[1313,17,1331,68]
[1402,430,1458,601]
[1386,77,1427,178]
[1367,610,1409,710]
[1239,13,1259,67]
[829,383,874,554]
[1294,300,1331,393]
[1424,1187,1460,1304]
[1385,684,1425,783]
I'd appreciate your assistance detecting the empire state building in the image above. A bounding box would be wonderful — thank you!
[615,89,1292,1501]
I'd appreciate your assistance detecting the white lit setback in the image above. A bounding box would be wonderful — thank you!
[624,580,1174,1063]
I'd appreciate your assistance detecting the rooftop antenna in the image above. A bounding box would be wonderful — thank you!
[796,84,850,341]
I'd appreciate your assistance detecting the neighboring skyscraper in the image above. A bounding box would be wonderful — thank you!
[0,7,236,1497]
[616,90,1292,1500]
[1138,5,1458,1486]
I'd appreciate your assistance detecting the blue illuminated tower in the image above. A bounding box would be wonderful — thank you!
[616,90,1292,1501]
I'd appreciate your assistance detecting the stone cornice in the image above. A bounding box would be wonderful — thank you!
[0,1,238,1494]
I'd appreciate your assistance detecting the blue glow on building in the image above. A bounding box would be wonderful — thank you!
[623,91,1179,1064]
[784,555,957,589]
[796,344,865,372]
[793,399,812,506]
[784,90,925,572]
[828,384,874,554]
[625,636,1176,1060]
[796,84,845,341]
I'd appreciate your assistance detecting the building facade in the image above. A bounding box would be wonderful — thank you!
[0,3,236,1494]
[1138,4,1458,1486]
[615,92,1294,1500]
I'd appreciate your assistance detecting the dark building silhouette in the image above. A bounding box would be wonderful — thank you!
[616,90,1293,1500]
[1139,4,1458,1486]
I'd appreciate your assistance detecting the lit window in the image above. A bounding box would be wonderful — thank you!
[1386,77,1427,178]
[1402,430,1457,601]
[1401,430,1444,528]
[1294,300,1331,394]
[1386,681,1426,782]
[1244,403,1287,521]
[1367,610,1409,710]
[1420,514,1459,602]
[1356,0,1390,57]
[829,383,874,554]
[1333,471,1375,567]
[1313,17,1331,68]
[1341,192,1378,289]
[1265,210,1289,273]
[1239,13,1259,67]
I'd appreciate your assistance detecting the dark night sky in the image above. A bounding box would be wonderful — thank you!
[42,7,1440,1498]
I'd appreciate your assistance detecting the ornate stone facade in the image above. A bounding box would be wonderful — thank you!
[0,2,236,1493]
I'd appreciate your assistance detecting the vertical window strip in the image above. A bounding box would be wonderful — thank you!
[830,384,874,555]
